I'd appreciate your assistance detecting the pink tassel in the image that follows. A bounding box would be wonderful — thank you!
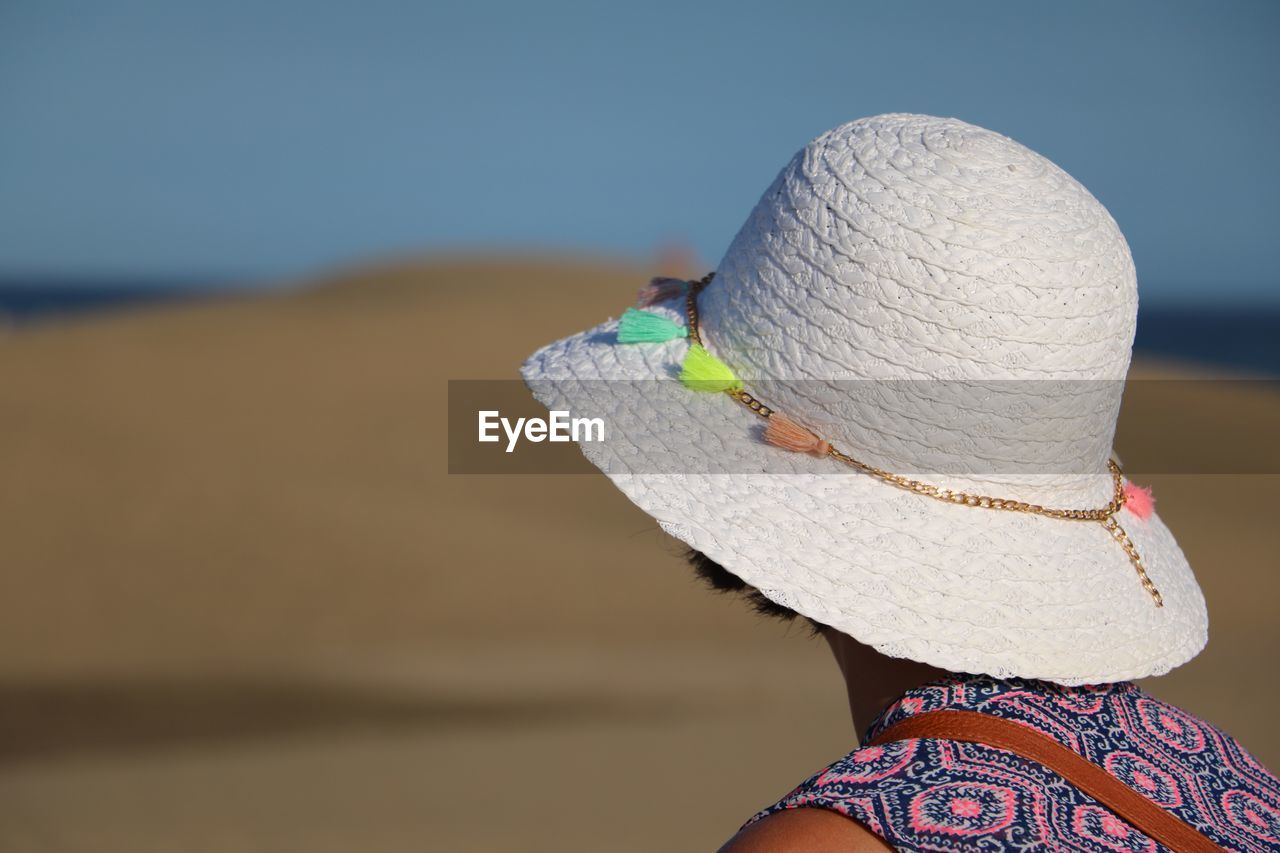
[1123,482,1155,519]
[636,277,688,307]
[765,413,831,456]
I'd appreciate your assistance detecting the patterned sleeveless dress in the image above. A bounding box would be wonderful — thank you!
[744,675,1280,851]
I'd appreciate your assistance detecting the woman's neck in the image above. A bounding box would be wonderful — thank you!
[822,629,949,739]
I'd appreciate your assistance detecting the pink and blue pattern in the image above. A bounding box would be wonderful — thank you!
[745,675,1280,851]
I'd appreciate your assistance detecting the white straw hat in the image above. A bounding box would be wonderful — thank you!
[521,113,1206,684]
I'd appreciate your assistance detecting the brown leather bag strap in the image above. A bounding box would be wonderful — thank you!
[869,710,1225,853]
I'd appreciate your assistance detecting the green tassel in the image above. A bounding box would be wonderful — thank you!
[680,345,742,393]
[617,308,688,343]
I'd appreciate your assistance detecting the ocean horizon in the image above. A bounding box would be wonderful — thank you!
[1,282,1278,375]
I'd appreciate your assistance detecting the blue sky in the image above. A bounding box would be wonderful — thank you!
[1,0,1277,303]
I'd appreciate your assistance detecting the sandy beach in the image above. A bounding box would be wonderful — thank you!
[0,257,1276,852]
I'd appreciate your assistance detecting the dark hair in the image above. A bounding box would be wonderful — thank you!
[685,549,823,634]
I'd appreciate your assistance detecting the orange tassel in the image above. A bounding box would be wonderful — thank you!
[765,413,831,456]
[1122,482,1155,519]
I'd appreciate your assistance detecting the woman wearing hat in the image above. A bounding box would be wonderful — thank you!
[522,114,1280,851]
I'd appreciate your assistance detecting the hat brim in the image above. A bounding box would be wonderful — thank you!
[520,299,1207,685]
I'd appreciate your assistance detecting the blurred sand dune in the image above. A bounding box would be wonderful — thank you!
[0,257,1277,852]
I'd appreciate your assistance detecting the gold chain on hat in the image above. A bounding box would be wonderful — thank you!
[683,273,1163,607]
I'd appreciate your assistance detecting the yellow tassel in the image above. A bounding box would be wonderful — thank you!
[680,345,742,393]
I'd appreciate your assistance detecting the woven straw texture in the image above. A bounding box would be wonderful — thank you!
[521,114,1207,684]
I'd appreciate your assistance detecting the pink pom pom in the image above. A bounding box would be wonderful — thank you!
[1123,481,1155,520]
[764,413,831,456]
[636,277,688,307]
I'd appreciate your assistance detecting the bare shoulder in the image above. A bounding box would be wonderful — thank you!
[718,807,894,853]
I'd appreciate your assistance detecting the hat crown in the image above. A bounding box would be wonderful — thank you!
[699,114,1137,500]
